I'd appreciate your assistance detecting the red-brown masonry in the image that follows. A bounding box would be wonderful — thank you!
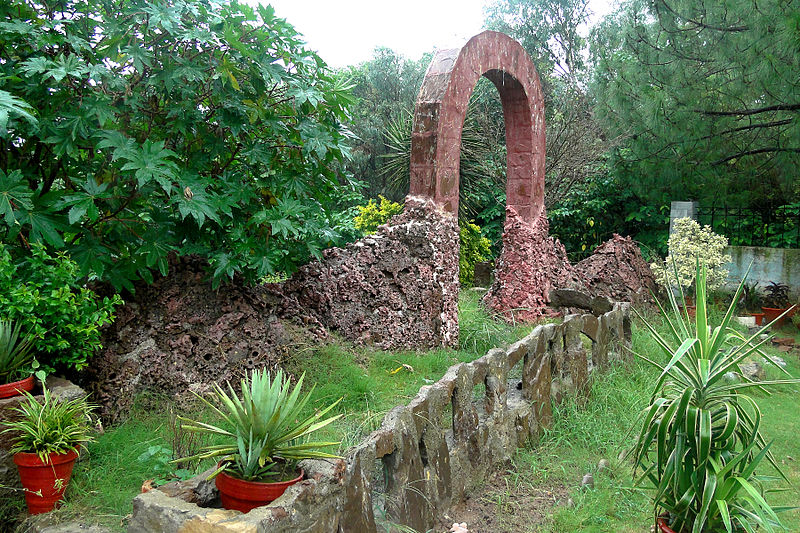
[409,30,545,223]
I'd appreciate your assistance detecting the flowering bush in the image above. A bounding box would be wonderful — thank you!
[650,217,730,291]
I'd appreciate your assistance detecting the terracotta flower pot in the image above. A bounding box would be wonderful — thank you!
[0,375,34,399]
[215,467,304,513]
[13,449,79,514]
[657,516,677,533]
[762,307,789,327]
[751,312,765,326]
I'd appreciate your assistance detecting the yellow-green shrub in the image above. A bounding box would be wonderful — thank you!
[459,221,492,286]
[353,196,404,235]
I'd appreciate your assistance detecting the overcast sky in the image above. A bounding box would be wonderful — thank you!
[262,0,619,68]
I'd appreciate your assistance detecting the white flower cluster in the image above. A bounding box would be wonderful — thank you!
[651,217,731,291]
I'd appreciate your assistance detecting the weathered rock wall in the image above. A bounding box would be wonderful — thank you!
[85,196,459,420]
[484,207,585,321]
[84,255,294,421]
[129,303,631,533]
[272,196,460,350]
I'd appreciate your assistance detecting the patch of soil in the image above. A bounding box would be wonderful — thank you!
[438,465,569,533]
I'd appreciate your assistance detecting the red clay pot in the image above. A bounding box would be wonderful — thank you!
[13,449,78,514]
[657,516,677,533]
[0,375,34,399]
[751,312,765,326]
[215,468,304,513]
[762,307,792,327]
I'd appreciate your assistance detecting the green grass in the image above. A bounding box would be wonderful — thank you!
[2,291,534,530]
[481,308,800,533]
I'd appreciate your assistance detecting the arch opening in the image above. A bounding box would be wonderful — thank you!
[409,31,546,225]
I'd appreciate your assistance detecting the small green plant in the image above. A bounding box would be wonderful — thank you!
[630,264,799,532]
[176,369,342,481]
[459,221,492,286]
[762,281,790,309]
[1,388,95,462]
[354,195,405,235]
[651,218,730,292]
[736,281,761,313]
[137,445,195,487]
[0,243,121,372]
[0,320,37,384]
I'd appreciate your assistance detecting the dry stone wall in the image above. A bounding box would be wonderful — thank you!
[129,303,631,533]
[272,195,460,350]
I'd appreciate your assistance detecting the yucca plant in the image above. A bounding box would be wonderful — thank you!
[631,263,799,533]
[1,387,95,461]
[0,320,36,384]
[176,369,342,481]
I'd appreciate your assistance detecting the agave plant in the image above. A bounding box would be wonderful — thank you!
[631,264,799,533]
[0,320,36,384]
[177,369,342,481]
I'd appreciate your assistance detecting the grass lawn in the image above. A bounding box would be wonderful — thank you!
[459,309,800,533]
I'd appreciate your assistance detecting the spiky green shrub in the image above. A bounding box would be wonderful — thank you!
[1,388,95,461]
[631,264,799,532]
[0,320,35,383]
[177,369,341,481]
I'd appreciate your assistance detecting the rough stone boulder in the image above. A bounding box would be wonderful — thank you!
[573,234,657,305]
[271,196,459,350]
[483,207,585,322]
[548,289,613,316]
[83,255,294,421]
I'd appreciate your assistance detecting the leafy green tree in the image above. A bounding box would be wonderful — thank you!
[592,0,800,208]
[342,48,429,200]
[0,0,361,290]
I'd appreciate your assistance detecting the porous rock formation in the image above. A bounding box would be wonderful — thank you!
[574,234,657,305]
[272,195,459,350]
[85,197,459,419]
[84,255,293,421]
[483,207,585,321]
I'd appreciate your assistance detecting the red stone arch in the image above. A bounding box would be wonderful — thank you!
[410,31,545,223]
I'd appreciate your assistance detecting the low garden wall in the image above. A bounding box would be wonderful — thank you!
[129,303,631,533]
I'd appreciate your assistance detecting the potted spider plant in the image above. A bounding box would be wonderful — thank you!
[631,264,799,533]
[176,368,342,513]
[1,387,95,514]
[761,281,795,328]
[0,320,39,399]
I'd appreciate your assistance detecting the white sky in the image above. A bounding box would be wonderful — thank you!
[262,0,619,68]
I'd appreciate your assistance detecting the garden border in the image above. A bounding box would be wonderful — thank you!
[130,303,631,533]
